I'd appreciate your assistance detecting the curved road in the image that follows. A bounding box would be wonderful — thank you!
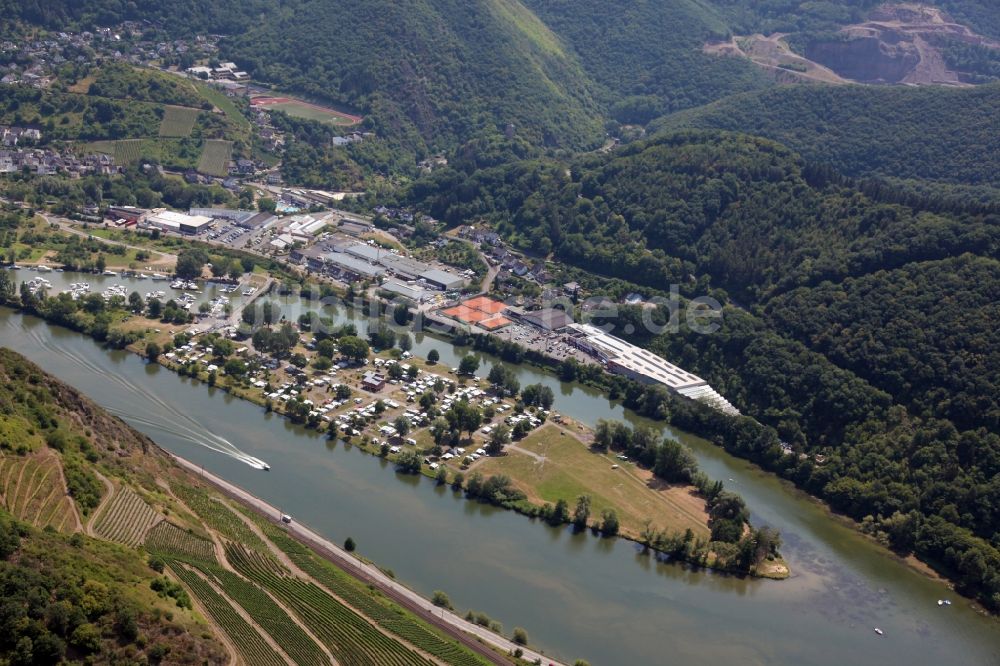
[170,453,567,666]
[42,214,178,264]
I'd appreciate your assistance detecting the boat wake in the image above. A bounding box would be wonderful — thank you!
[17,322,270,470]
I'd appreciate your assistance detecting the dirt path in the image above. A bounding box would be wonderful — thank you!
[86,468,116,536]
[190,565,296,666]
[506,443,547,463]
[169,565,240,666]
[177,496,339,666]
[173,454,556,666]
[8,457,29,516]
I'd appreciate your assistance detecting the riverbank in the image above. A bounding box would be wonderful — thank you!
[5,302,999,666]
[169,451,565,666]
[133,317,788,579]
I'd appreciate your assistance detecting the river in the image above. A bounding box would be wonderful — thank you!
[1,271,997,665]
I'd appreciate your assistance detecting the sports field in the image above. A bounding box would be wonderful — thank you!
[159,106,199,137]
[250,95,361,126]
[197,140,233,177]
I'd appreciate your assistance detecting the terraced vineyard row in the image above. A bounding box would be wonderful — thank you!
[168,562,288,666]
[171,483,268,551]
[0,454,75,532]
[199,563,331,666]
[144,521,217,562]
[255,522,490,666]
[93,486,162,547]
[227,544,434,666]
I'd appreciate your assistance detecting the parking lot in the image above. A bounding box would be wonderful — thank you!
[206,223,257,249]
[494,322,593,364]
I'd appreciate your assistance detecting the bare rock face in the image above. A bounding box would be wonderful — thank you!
[806,28,920,83]
[781,4,998,86]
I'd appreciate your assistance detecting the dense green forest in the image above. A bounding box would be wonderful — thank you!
[0,0,274,36]
[521,0,769,118]
[765,255,1000,433]
[399,131,1000,608]
[408,132,998,301]
[227,0,604,153]
[653,84,1000,188]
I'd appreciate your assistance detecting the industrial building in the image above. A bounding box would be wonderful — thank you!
[145,210,213,234]
[299,246,386,282]
[565,323,739,415]
[189,208,257,225]
[279,213,334,240]
[329,242,466,290]
[105,206,147,225]
[381,280,427,302]
[512,307,575,331]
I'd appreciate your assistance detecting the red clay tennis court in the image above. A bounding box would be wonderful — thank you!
[442,305,491,323]
[463,296,507,314]
[478,316,512,330]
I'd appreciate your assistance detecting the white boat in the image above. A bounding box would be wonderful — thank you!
[874,628,884,636]
[244,456,270,471]
[103,270,117,276]
[150,273,167,281]
[36,265,52,272]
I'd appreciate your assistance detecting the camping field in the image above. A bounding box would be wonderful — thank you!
[159,106,200,137]
[197,140,233,177]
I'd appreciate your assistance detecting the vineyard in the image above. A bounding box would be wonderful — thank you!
[199,562,331,666]
[0,453,76,532]
[159,106,199,137]
[198,140,233,177]
[144,520,217,562]
[227,543,436,666]
[168,562,288,666]
[170,483,268,551]
[80,138,202,170]
[256,521,491,666]
[92,485,162,547]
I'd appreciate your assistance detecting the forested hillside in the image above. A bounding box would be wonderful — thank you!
[400,131,1000,608]
[0,348,227,664]
[765,255,1000,433]
[653,84,1000,188]
[0,0,273,36]
[410,132,998,301]
[227,0,604,153]
[5,0,605,154]
[521,0,769,119]
[8,0,1000,174]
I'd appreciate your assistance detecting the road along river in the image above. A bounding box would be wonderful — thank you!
[0,279,998,665]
